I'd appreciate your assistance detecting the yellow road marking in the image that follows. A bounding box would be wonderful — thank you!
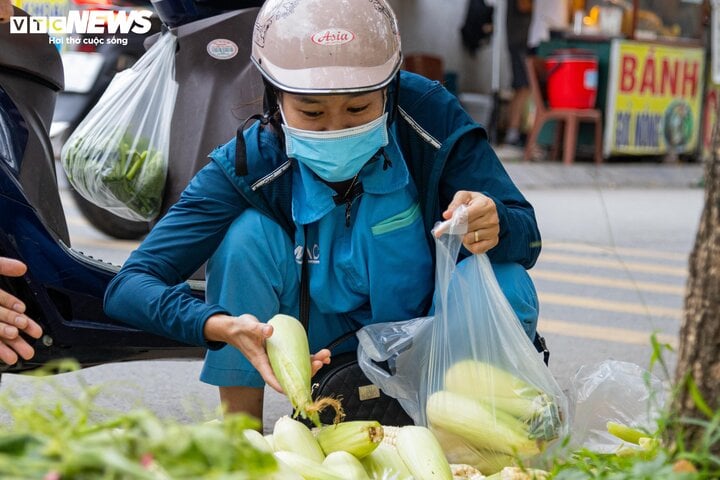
[539,253,687,277]
[539,292,683,319]
[539,318,678,348]
[532,270,685,295]
[542,241,688,262]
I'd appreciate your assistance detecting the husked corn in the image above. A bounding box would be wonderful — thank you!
[426,391,540,457]
[274,451,343,480]
[322,451,371,480]
[395,425,453,480]
[273,416,325,463]
[361,442,413,480]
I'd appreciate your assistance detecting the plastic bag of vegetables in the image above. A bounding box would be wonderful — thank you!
[358,205,569,474]
[61,32,178,222]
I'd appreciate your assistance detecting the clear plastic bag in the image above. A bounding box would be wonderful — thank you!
[568,360,666,453]
[357,316,434,420]
[61,32,178,221]
[359,206,568,473]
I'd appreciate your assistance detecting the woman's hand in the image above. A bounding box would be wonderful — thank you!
[439,190,500,254]
[0,257,44,364]
[203,313,331,393]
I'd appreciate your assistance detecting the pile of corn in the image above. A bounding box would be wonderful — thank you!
[246,416,462,479]
[264,314,554,479]
[246,420,548,479]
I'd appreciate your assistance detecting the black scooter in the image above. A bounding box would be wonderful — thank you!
[0,1,263,376]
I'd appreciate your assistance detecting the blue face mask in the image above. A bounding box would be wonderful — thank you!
[281,112,389,182]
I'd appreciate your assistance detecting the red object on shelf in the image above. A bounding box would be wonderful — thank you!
[545,49,599,109]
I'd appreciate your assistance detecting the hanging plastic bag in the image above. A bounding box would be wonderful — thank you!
[568,360,666,453]
[359,206,568,474]
[61,32,178,221]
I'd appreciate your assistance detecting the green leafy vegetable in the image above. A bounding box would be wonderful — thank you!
[62,131,166,221]
[0,370,277,479]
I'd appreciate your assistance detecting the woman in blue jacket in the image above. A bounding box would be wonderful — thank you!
[105,0,542,424]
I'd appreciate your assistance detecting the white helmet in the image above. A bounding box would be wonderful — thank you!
[251,0,402,94]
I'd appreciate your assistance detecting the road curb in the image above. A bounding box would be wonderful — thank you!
[502,162,705,190]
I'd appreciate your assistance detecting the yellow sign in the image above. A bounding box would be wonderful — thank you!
[604,40,705,156]
[11,0,70,18]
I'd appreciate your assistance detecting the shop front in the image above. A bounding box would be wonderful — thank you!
[536,0,709,161]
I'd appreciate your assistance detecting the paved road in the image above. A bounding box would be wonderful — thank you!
[0,165,706,433]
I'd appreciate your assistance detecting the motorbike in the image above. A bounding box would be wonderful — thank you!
[0,0,264,376]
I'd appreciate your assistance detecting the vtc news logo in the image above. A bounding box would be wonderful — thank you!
[9,10,153,35]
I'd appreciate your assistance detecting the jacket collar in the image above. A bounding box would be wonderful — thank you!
[291,131,409,225]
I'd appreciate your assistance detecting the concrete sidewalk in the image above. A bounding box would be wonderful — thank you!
[494,145,705,190]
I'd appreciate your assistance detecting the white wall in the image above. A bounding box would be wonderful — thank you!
[389,0,511,94]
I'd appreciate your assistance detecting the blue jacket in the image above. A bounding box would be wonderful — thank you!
[104,71,541,348]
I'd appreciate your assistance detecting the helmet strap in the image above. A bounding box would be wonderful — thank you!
[262,78,280,119]
[389,71,401,125]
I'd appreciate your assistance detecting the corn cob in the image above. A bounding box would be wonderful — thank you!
[360,442,413,480]
[395,425,453,480]
[444,361,561,441]
[315,420,384,459]
[431,426,515,474]
[606,421,646,445]
[485,466,550,480]
[426,391,540,457]
[266,314,342,427]
[444,360,541,404]
[272,416,325,463]
[267,456,304,480]
[380,425,398,446]
[450,464,485,480]
[472,450,518,476]
[242,429,273,453]
[322,451,371,480]
[274,451,344,480]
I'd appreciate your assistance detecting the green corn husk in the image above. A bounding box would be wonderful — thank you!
[315,420,384,459]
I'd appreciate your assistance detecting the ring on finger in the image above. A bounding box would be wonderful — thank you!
[474,230,479,243]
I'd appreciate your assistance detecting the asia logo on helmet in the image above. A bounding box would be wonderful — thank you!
[251,0,402,95]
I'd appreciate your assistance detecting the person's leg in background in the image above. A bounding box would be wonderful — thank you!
[504,46,531,147]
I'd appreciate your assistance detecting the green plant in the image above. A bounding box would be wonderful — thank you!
[0,361,276,479]
[546,333,719,479]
